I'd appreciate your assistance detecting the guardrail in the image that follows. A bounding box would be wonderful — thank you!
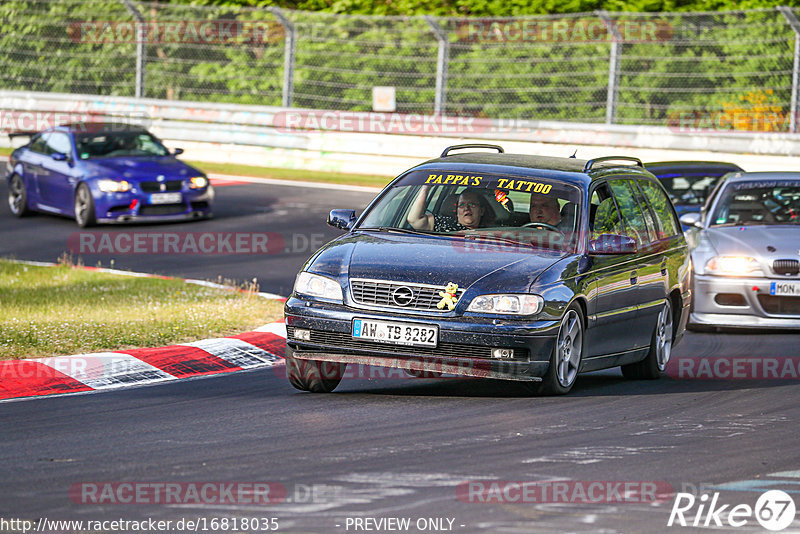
[2,91,800,176]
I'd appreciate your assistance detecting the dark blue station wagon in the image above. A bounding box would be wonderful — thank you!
[284,145,692,395]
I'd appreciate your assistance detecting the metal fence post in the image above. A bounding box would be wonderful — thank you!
[778,6,800,133]
[269,7,296,108]
[425,16,449,116]
[121,0,145,98]
[597,10,621,125]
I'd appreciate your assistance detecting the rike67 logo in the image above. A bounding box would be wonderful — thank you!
[668,490,796,531]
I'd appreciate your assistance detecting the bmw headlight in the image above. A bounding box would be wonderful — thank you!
[705,256,763,277]
[294,272,343,301]
[467,294,544,315]
[189,176,209,189]
[97,179,131,193]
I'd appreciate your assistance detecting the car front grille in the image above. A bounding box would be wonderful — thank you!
[350,279,464,312]
[138,203,186,216]
[140,180,183,193]
[286,327,529,361]
[757,295,800,316]
[773,259,800,276]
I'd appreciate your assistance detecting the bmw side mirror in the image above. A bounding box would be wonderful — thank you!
[679,212,702,228]
[328,209,357,230]
[588,234,637,255]
[172,148,184,156]
[51,152,68,161]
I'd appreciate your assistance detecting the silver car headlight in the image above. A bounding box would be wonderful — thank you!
[97,179,131,193]
[704,256,764,277]
[467,294,544,315]
[189,176,209,189]
[294,272,343,301]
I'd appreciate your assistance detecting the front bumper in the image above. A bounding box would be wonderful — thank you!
[284,296,560,381]
[94,186,214,224]
[692,274,800,329]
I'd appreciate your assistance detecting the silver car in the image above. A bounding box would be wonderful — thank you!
[681,172,800,329]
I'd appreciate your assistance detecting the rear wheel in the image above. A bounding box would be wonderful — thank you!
[622,300,673,379]
[534,304,584,395]
[74,183,96,227]
[284,347,346,393]
[8,174,30,217]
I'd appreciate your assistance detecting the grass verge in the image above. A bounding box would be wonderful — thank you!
[0,146,390,187]
[0,259,284,360]
[189,160,390,188]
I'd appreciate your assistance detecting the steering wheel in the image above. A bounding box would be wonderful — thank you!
[522,221,562,234]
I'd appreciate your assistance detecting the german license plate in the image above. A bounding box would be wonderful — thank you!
[770,281,800,297]
[352,318,438,348]
[149,192,182,204]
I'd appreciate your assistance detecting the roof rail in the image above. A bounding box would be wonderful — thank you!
[440,144,504,158]
[583,156,643,172]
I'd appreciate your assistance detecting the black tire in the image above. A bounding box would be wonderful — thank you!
[284,347,346,393]
[621,299,673,380]
[74,183,96,228]
[534,304,585,395]
[8,174,30,217]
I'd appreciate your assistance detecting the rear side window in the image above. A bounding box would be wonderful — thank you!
[639,180,680,238]
[29,133,49,154]
[45,133,72,157]
[608,179,652,247]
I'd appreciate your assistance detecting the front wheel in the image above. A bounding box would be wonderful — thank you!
[535,305,584,395]
[8,174,30,217]
[74,183,96,227]
[622,300,673,380]
[284,347,346,393]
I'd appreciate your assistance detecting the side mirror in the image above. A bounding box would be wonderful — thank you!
[328,209,357,230]
[588,234,637,255]
[51,152,68,161]
[679,212,702,228]
[172,148,184,156]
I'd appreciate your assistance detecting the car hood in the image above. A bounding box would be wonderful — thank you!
[705,225,800,259]
[306,231,565,294]
[85,157,202,181]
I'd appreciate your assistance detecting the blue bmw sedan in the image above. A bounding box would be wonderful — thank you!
[284,145,692,395]
[6,123,213,226]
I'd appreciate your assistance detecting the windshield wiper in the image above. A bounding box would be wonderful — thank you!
[361,226,434,235]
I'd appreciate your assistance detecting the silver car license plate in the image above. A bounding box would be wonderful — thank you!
[770,281,800,297]
[352,318,438,348]
[149,192,182,204]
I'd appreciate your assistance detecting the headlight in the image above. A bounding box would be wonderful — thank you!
[189,176,209,189]
[705,256,763,277]
[294,272,343,301]
[467,294,544,315]
[97,179,131,193]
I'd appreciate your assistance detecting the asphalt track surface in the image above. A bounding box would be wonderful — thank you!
[2,179,800,533]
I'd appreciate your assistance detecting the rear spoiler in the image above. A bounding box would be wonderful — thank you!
[8,131,34,141]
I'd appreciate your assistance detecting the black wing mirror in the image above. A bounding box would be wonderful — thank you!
[328,209,357,230]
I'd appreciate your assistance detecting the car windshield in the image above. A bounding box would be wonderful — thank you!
[74,132,169,159]
[357,170,582,253]
[653,169,733,206]
[711,180,800,226]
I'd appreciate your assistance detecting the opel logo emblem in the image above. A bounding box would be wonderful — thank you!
[391,286,414,306]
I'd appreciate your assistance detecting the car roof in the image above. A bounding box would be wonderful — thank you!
[720,171,800,182]
[416,151,654,189]
[644,161,743,173]
[54,122,149,135]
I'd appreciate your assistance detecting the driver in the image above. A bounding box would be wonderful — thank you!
[529,194,562,226]
[408,185,485,232]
